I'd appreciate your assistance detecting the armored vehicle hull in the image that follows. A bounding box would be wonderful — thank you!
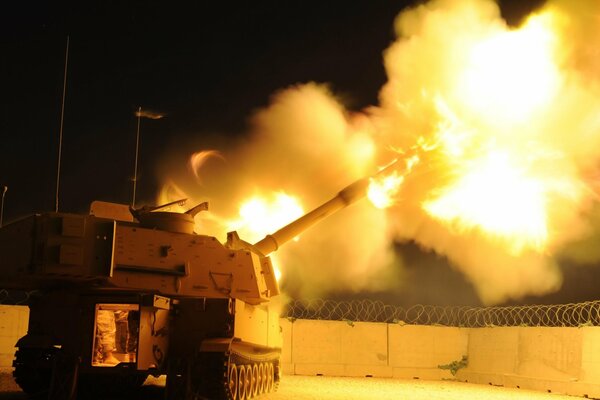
[1,208,281,399]
[0,170,378,399]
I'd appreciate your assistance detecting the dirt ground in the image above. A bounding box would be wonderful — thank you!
[0,370,579,400]
[263,375,577,400]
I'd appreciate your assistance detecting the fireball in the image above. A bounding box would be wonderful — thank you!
[228,192,304,281]
[369,5,589,257]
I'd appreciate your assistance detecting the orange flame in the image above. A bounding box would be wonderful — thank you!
[228,192,304,281]
[368,171,405,209]
[420,12,577,254]
[367,154,421,209]
[228,192,304,239]
[369,9,588,255]
[456,13,561,125]
[424,150,549,254]
[157,1,600,302]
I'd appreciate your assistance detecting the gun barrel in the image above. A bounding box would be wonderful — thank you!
[253,159,403,256]
[253,177,370,256]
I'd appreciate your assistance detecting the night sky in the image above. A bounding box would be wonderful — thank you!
[7,0,595,308]
[1,0,545,221]
[2,0,415,220]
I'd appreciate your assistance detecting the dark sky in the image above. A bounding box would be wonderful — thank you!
[1,1,411,220]
[1,0,545,221]
[7,0,593,308]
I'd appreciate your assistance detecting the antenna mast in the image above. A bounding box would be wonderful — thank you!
[0,186,7,227]
[132,106,142,207]
[55,36,69,212]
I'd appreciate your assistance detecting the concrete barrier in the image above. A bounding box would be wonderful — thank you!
[461,327,519,385]
[283,320,600,397]
[388,324,468,380]
[284,319,391,377]
[3,304,600,398]
[582,327,600,383]
[0,305,28,368]
[518,327,581,381]
[458,326,600,398]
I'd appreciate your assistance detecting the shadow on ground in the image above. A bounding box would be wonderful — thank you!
[0,380,165,400]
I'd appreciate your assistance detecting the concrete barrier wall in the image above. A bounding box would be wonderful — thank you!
[457,326,600,398]
[281,319,468,380]
[3,305,600,397]
[282,320,600,397]
[0,305,28,368]
[464,326,519,382]
[388,324,468,380]
[582,328,600,383]
[284,319,391,377]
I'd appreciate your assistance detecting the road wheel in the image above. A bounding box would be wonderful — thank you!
[266,363,274,392]
[237,364,246,400]
[228,363,238,400]
[248,364,256,398]
[251,364,259,398]
[257,363,264,394]
[243,365,252,399]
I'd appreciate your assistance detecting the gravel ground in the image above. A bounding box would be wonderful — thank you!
[263,375,576,400]
[0,370,578,400]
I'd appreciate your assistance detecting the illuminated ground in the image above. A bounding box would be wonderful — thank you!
[0,371,578,399]
[265,375,576,400]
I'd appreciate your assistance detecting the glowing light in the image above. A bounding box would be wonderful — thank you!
[273,259,283,282]
[232,193,303,240]
[367,154,419,209]
[368,172,405,209]
[228,192,303,282]
[423,150,548,253]
[457,14,560,123]
[367,8,579,257]
[155,1,598,303]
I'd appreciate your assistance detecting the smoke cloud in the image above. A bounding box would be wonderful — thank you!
[160,0,600,304]
[374,0,600,303]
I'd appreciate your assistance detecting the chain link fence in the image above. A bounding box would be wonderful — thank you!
[282,299,600,328]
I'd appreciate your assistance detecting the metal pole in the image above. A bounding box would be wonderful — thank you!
[0,186,7,227]
[55,36,69,212]
[132,106,142,207]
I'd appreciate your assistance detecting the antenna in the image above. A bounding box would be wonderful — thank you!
[131,107,164,207]
[55,36,69,212]
[132,106,142,207]
[0,185,7,227]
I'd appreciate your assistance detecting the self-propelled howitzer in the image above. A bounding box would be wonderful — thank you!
[0,168,387,400]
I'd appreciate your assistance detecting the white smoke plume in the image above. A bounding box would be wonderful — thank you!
[373,0,600,303]
[160,0,600,304]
